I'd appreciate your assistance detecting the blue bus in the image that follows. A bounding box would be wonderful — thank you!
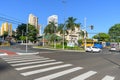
[94,42,103,49]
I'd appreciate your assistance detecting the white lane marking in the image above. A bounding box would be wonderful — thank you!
[3,57,44,62]
[34,67,83,80]
[71,71,97,80]
[12,60,56,66]
[7,58,50,63]
[16,61,63,70]
[102,75,115,80]
[21,64,72,76]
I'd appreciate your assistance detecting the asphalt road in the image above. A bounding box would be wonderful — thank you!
[0,45,120,80]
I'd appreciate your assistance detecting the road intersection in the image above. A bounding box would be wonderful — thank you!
[0,45,119,80]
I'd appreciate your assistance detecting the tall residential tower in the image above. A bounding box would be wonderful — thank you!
[0,22,12,36]
[28,14,41,36]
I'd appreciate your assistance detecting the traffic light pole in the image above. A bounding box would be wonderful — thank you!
[83,18,93,50]
[84,17,87,50]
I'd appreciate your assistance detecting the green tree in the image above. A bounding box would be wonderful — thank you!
[57,23,68,40]
[27,24,38,42]
[79,30,88,39]
[44,22,57,35]
[2,31,8,40]
[20,36,26,42]
[16,23,38,42]
[108,24,120,42]
[44,21,57,45]
[65,17,80,41]
[16,24,26,40]
[93,33,110,41]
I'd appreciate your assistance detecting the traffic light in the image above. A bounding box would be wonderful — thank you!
[90,25,94,30]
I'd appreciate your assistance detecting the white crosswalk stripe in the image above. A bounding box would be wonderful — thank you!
[21,64,72,76]
[7,58,50,63]
[3,56,44,61]
[1,55,116,80]
[1,55,41,59]
[11,59,56,66]
[102,75,115,80]
[34,67,83,80]
[71,71,97,80]
[15,61,63,70]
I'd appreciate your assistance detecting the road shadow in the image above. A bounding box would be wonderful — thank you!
[0,60,12,72]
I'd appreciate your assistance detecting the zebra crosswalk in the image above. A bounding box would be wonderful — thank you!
[0,55,115,80]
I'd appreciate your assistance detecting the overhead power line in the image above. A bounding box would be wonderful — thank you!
[0,17,23,24]
[0,13,26,24]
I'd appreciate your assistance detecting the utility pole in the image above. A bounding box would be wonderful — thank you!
[22,30,23,44]
[84,17,87,50]
[26,23,28,53]
[62,0,66,50]
[42,25,44,47]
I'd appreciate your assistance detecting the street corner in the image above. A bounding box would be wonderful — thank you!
[0,53,8,56]
[0,49,17,56]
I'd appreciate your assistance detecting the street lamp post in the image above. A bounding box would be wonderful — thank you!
[53,22,56,49]
[83,18,94,50]
[42,25,45,47]
[63,24,65,50]
[26,23,28,53]
[62,0,66,50]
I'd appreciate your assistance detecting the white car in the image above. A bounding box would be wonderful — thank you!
[86,46,101,53]
[110,47,116,51]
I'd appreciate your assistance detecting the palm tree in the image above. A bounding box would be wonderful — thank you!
[44,21,57,46]
[44,21,57,35]
[79,30,88,39]
[66,17,77,31]
[57,24,68,36]
[65,17,80,43]
[2,31,8,40]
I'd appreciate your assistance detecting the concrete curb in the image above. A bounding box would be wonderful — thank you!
[33,46,85,52]
[16,52,39,55]
[0,53,8,56]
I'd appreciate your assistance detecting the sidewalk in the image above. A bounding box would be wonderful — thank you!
[0,45,85,56]
[0,46,39,56]
[0,49,16,56]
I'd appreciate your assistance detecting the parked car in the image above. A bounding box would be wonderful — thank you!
[110,47,116,51]
[109,42,120,52]
[86,46,102,53]
[109,47,120,52]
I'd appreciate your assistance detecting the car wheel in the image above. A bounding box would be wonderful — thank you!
[91,50,93,53]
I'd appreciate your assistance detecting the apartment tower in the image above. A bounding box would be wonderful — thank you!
[28,14,41,36]
[0,22,12,36]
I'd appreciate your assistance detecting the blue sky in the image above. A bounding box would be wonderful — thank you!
[0,0,120,37]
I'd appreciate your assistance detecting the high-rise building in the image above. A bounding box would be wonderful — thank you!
[48,15,58,26]
[0,22,12,36]
[28,14,41,36]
